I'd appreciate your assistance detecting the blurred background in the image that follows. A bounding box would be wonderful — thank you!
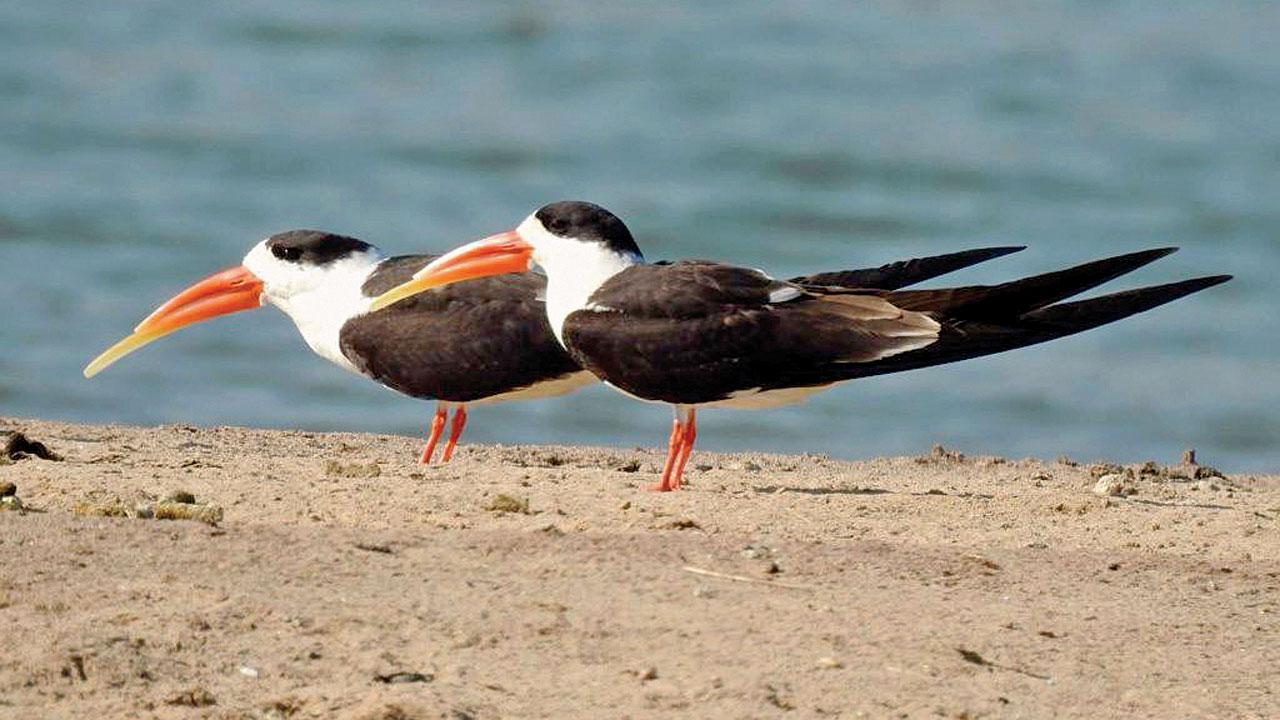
[2,2,1276,471]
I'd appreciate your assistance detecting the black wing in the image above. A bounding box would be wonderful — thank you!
[564,261,940,404]
[342,255,584,403]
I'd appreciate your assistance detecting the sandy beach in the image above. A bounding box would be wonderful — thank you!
[1,416,1276,718]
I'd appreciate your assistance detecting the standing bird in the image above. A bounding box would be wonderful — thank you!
[370,201,1232,490]
[84,230,596,463]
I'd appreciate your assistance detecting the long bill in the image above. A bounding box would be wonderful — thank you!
[84,265,265,378]
[367,231,533,312]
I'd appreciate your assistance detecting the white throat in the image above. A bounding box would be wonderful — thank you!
[243,243,387,375]
[518,216,642,345]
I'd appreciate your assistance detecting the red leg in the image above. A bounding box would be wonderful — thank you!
[419,404,448,464]
[441,405,468,463]
[670,409,698,490]
[649,416,683,492]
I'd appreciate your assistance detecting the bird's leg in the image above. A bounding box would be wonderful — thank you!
[419,403,448,464]
[441,405,468,463]
[650,414,684,492]
[670,408,698,490]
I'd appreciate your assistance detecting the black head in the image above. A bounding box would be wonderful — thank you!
[264,230,373,266]
[533,201,642,257]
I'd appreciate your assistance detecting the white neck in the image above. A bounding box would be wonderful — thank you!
[244,244,387,375]
[519,217,642,345]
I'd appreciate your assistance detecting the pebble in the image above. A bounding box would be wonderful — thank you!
[0,481,15,497]
[1092,474,1126,497]
[238,665,259,678]
[693,585,716,599]
[815,656,844,670]
[0,495,23,511]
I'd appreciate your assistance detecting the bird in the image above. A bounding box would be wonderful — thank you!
[368,200,1232,491]
[84,229,597,463]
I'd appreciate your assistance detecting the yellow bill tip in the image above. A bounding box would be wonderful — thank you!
[83,330,172,379]
[368,279,431,313]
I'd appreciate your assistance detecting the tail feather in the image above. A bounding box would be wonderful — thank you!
[884,247,1179,319]
[792,246,1024,291]
[821,274,1231,383]
[1023,275,1232,330]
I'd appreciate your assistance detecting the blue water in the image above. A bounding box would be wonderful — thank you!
[2,2,1277,471]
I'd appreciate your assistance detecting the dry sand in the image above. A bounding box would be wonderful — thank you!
[0,416,1276,719]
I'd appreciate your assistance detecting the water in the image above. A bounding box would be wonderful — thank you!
[2,2,1277,471]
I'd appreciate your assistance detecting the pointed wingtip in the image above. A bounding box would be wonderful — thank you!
[1189,273,1233,289]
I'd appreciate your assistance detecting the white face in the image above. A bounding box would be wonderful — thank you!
[515,213,642,345]
[242,238,387,374]
[242,240,384,307]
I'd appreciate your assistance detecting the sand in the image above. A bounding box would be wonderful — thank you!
[0,416,1276,719]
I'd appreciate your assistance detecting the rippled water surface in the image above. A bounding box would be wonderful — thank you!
[2,3,1277,470]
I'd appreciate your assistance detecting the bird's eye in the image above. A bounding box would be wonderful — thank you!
[271,245,302,262]
[546,217,569,234]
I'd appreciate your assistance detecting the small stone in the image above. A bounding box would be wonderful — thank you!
[693,585,716,599]
[375,671,433,684]
[484,494,530,514]
[134,504,155,519]
[153,501,223,525]
[815,656,844,670]
[323,460,381,478]
[238,665,259,678]
[1092,474,1125,497]
[0,482,15,497]
[165,490,197,504]
[1089,463,1127,479]
[763,561,781,575]
[639,667,658,681]
[743,461,762,472]
[0,495,23,512]
[1,432,62,461]
[166,687,216,707]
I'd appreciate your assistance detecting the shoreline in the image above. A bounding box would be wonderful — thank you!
[2,417,1276,718]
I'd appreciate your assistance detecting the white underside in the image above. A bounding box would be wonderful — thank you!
[469,370,598,406]
[705,383,837,409]
[602,380,838,410]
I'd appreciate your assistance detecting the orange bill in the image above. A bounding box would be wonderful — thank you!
[84,265,265,378]
[367,231,532,312]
